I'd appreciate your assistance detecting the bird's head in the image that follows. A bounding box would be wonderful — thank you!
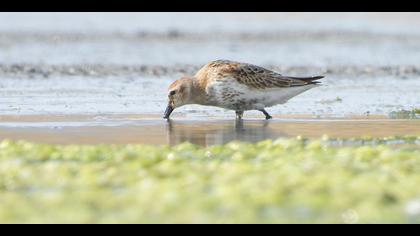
[163,77,195,119]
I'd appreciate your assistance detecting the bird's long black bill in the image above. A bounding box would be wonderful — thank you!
[163,105,174,119]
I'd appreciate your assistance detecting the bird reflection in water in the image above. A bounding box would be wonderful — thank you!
[165,119,287,146]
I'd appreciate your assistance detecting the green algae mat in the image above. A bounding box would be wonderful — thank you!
[1,137,420,223]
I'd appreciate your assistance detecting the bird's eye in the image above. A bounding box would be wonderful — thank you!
[169,91,176,96]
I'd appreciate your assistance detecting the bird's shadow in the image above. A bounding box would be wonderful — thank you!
[165,119,285,146]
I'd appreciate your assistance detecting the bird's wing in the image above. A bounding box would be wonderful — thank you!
[207,60,323,89]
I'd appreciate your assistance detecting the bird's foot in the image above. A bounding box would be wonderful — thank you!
[258,109,273,120]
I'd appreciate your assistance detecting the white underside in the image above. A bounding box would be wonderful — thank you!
[206,78,319,110]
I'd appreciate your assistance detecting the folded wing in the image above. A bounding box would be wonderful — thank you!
[207,60,324,89]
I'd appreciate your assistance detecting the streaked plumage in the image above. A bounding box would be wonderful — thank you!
[164,60,324,120]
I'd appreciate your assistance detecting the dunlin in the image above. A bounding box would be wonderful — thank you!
[164,60,324,120]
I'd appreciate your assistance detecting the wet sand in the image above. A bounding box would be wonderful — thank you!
[0,116,418,146]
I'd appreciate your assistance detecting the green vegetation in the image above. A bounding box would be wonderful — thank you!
[1,137,420,223]
[389,109,420,119]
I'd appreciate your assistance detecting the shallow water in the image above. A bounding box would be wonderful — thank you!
[0,117,418,146]
[1,13,419,34]
[2,33,420,66]
[0,75,418,117]
[1,13,420,66]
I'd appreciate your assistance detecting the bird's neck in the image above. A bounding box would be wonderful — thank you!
[191,78,208,105]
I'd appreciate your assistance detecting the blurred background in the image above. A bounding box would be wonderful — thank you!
[1,12,420,65]
[0,12,419,117]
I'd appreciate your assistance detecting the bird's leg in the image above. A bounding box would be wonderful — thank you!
[235,110,244,120]
[258,109,273,120]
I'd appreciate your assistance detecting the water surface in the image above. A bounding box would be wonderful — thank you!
[0,117,418,146]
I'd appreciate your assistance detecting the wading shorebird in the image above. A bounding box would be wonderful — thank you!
[164,60,324,120]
